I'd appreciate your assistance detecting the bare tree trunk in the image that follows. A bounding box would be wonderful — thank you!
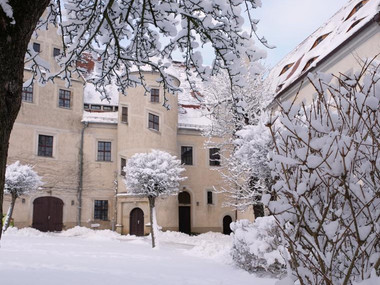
[0,0,50,240]
[3,193,17,232]
[148,196,156,248]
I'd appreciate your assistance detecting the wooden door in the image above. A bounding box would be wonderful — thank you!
[178,206,191,234]
[130,208,144,236]
[32,197,63,232]
[223,215,233,235]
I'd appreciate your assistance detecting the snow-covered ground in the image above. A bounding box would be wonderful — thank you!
[0,227,278,285]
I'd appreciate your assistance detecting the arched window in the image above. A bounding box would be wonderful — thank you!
[310,33,330,50]
[347,18,364,32]
[302,56,319,72]
[279,62,294,76]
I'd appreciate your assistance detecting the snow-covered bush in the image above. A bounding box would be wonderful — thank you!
[267,60,380,284]
[3,161,42,232]
[124,150,186,248]
[231,217,285,276]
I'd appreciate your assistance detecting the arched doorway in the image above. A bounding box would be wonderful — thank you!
[223,215,233,235]
[32,197,64,232]
[130,208,144,236]
[178,191,191,234]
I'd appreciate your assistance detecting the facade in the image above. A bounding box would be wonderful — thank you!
[267,0,380,107]
[4,28,254,235]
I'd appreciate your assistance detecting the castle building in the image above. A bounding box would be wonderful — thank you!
[5,27,254,235]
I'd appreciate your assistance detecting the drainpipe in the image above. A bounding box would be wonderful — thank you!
[112,172,118,231]
[78,121,88,226]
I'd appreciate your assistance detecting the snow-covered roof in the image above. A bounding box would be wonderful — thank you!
[268,0,380,95]
[82,111,118,124]
[84,83,119,106]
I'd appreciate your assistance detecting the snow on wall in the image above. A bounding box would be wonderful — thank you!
[84,82,119,106]
[267,0,380,95]
[82,111,118,124]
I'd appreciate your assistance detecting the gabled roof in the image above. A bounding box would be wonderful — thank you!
[267,0,380,96]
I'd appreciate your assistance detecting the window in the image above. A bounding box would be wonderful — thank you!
[279,63,294,76]
[148,113,159,131]
[114,106,118,111]
[91,105,101,110]
[22,86,33,103]
[310,33,330,50]
[121,106,128,123]
[209,148,220,166]
[33,42,40,52]
[347,18,363,32]
[84,104,89,110]
[38,135,53,157]
[345,0,368,20]
[94,200,108,220]
[58,89,71,108]
[302,56,319,73]
[207,191,213,205]
[103,106,112,111]
[53,48,60,57]
[121,158,126,176]
[150,88,159,102]
[97,141,111,161]
[181,146,193,165]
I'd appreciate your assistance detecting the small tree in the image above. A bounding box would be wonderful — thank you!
[124,150,186,248]
[267,60,380,285]
[3,161,42,232]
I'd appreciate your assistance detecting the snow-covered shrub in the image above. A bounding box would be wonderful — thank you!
[3,161,42,232]
[231,216,285,276]
[267,61,380,284]
[124,150,186,248]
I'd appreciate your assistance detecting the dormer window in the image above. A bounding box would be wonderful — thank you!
[345,0,369,21]
[279,63,294,76]
[347,18,364,32]
[302,56,319,72]
[310,33,330,50]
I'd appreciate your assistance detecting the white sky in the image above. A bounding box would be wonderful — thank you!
[254,0,349,67]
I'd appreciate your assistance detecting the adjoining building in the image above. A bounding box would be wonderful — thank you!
[268,0,380,107]
[5,27,254,235]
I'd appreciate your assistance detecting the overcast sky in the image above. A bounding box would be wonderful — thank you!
[255,0,349,67]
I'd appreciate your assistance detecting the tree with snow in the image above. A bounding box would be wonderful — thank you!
[267,59,380,284]
[3,161,42,232]
[124,150,186,248]
[203,63,273,212]
[0,0,268,240]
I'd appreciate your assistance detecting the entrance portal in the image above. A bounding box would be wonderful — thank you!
[130,208,144,236]
[32,197,64,232]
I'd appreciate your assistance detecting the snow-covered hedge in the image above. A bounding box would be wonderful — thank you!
[230,216,286,276]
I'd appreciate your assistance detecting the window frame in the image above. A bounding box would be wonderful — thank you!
[103,106,113,111]
[94,200,108,221]
[181,146,193,165]
[209,148,221,166]
[148,113,159,131]
[53,48,61,57]
[58,89,71,109]
[38,135,53,157]
[97,141,112,162]
[150,88,160,103]
[207,191,213,205]
[22,85,33,103]
[121,106,128,124]
[33,42,40,53]
[121,157,126,176]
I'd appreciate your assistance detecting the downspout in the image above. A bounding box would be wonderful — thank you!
[112,172,118,231]
[78,121,88,226]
